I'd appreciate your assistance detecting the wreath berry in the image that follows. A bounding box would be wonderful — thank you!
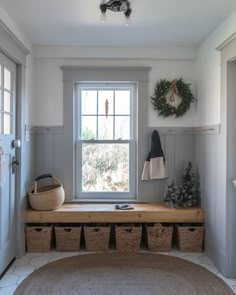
[151,78,195,118]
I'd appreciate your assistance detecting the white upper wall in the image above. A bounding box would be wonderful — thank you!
[3,2,236,128]
[0,5,33,125]
[0,5,31,53]
[32,46,196,127]
[196,10,236,126]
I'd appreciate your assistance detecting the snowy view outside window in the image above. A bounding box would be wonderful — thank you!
[77,84,135,195]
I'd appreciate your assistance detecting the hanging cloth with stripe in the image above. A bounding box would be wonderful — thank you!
[142,129,168,180]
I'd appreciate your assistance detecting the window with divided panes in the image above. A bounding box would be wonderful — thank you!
[76,83,136,199]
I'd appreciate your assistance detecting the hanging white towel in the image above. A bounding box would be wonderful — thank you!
[142,130,168,180]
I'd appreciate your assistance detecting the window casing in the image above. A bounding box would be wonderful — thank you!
[75,83,136,199]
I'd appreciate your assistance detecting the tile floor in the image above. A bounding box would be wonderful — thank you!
[0,250,236,295]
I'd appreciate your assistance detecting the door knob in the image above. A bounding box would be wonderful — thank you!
[12,159,20,165]
[12,157,20,173]
[233,180,236,187]
[11,139,21,149]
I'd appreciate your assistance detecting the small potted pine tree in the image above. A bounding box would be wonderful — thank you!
[164,162,200,208]
[163,181,181,208]
[180,162,200,208]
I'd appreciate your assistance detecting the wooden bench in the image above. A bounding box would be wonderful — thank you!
[25,203,205,224]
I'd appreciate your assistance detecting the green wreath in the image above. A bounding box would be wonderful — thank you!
[151,78,195,118]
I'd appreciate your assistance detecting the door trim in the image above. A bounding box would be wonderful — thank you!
[219,35,236,277]
[225,59,236,277]
[0,258,15,280]
[0,21,29,66]
[0,21,30,258]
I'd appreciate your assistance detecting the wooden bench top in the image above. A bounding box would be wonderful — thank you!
[25,203,205,223]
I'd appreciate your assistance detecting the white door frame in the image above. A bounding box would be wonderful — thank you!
[0,52,17,276]
[226,59,236,278]
[0,23,30,259]
[218,35,236,277]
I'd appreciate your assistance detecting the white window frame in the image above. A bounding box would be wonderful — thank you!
[61,66,150,201]
[75,82,136,199]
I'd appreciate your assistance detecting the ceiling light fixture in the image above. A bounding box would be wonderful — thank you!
[100,0,132,24]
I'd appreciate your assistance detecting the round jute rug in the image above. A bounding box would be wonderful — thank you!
[14,253,233,295]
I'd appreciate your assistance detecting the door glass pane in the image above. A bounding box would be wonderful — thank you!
[115,116,130,140]
[4,91,11,113]
[98,91,114,115]
[3,114,11,134]
[4,68,11,91]
[115,90,130,115]
[81,116,96,140]
[0,65,2,87]
[81,90,97,115]
[98,116,113,140]
[82,143,129,192]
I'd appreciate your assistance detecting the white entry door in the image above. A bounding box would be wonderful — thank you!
[0,51,17,276]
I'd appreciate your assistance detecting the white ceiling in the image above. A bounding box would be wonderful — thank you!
[1,0,236,47]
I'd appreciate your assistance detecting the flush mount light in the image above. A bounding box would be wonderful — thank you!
[100,0,132,24]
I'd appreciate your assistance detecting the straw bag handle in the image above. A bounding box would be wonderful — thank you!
[31,174,62,194]
[35,174,53,182]
[35,174,62,185]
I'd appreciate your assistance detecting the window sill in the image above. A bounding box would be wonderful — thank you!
[64,199,147,204]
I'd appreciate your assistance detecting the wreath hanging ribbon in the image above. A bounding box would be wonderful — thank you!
[169,79,178,102]
[150,78,195,118]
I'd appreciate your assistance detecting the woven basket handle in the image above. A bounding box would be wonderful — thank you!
[35,228,42,232]
[64,228,72,232]
[154,228,165,238]
[31,174,62,194]
[93,228,100,232]
[51,176,62,186]
[125,228,133,233]
[188,228,196,232]
[35,174,53,182]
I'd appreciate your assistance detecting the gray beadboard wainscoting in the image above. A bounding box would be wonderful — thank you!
[29,125,221,202]
[31,126,65,186]
[194,124,224,275]
[30,123,226,276]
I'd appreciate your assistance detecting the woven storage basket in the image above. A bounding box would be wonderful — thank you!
[175,224,205,252]
[25,225,53,252]
[28,174,65,211]
[55,225,81,251]
[115,224,142,253]
[84,224,110,252]
[145,223,173,252]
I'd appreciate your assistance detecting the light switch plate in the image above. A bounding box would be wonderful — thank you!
[25,125,30,142]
